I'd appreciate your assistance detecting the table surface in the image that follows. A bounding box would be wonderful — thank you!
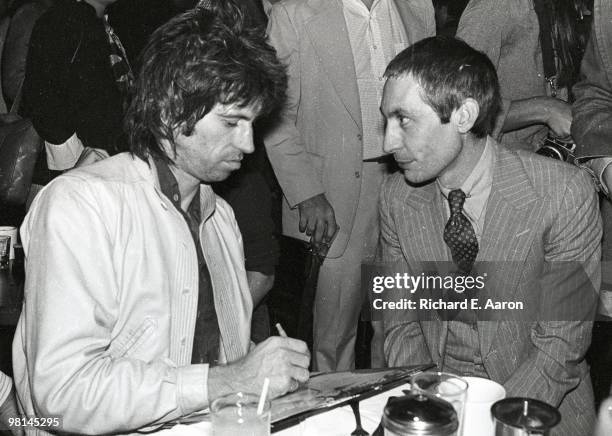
[157,382,410,436]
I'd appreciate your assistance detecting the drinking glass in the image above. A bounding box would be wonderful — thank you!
[411,371,468,435]
[211,392,270,436]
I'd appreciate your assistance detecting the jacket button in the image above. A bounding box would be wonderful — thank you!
[355,171,361,178]
[180,337,186,346]
[357,134,362,141]
[182,288,190,296]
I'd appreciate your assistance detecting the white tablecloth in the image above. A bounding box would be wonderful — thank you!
[157,383,410,435]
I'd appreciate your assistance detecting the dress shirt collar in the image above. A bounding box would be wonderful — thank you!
[437,137,494,226]
[342,0,385,14]
[151,156,216,222]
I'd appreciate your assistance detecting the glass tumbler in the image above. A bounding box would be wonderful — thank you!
[411,371,468,435]
[211,392,271,436]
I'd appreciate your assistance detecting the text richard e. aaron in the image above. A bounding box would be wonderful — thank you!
[370,272,524,311]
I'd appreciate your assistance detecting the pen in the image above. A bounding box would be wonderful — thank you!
[275,323,288,337]
[276,322,308,392]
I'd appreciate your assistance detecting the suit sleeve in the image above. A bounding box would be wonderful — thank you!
[379,181,432,368]
[263,4,325,208]
[21,13,80,144]
[572,27,612,158]
[20,180,209,434]
[456,0,511,138]
[502,170,602,406]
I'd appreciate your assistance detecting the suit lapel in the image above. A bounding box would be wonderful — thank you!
[477,142,546,358]
[305,0,362,130]
[402,183,450,262]
[402,183,451,365]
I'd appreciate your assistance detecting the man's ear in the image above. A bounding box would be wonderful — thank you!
[451,98,480,134]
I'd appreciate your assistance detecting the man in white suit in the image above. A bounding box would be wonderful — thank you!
[265,0,435,371]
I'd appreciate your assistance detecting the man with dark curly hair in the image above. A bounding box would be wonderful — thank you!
[12,4,309,435]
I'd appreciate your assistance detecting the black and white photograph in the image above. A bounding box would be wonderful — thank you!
[0,0,611,434]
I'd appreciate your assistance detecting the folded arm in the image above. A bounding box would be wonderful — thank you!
[456,0,571,138]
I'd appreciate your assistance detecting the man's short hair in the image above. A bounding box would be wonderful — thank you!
[384,36,501,138]
[125,2,287,162]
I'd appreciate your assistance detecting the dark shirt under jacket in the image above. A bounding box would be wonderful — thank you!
[154,158,221,366]
[21,0,125,153]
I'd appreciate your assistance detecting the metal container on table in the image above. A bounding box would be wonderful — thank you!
[382,391,458,436]
[492,397,561,436]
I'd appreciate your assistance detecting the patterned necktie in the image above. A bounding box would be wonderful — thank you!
[103,15,134,99]
[443,189,479,273]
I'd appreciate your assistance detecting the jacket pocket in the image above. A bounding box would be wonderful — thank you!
[107,317,157,358]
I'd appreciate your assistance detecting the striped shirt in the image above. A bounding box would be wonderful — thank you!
[342,0,408,159]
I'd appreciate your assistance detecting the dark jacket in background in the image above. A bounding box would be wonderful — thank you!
[21,0,125,153]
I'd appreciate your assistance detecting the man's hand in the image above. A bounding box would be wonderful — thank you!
[208,336,310,401]
[297,193,338,251]
[543,98,572,138]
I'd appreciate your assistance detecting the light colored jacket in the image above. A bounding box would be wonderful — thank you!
[13,153,252,435]
[264,0,434,258]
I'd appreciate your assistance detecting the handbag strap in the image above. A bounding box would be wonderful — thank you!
[533,0,558,93]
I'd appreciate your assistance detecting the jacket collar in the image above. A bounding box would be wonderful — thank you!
[131,154,218,222]
[402,138,540,213]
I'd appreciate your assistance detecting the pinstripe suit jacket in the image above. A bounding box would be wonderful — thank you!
[381,139,602,436]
